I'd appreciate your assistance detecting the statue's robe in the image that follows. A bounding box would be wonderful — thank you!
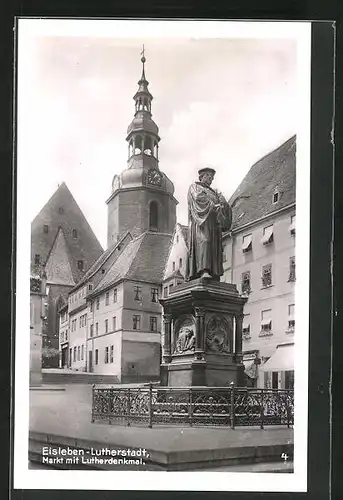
[186,182,232,281]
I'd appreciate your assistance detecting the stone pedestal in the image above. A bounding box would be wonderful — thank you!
[159,278,247,387]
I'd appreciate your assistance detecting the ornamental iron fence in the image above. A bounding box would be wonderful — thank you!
[91,385,294,428]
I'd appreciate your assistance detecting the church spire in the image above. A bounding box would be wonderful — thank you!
[126,47,160,168]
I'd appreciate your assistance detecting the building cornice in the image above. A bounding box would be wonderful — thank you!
[105,185,178,205]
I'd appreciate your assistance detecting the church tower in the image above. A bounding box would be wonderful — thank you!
[106,49,177,248]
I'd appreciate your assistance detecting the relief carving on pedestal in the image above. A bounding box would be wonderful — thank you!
[205,314,231,353]
[173,315,196,355]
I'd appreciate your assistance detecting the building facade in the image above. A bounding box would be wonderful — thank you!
[30,273,47,386]
[31,183,103,366]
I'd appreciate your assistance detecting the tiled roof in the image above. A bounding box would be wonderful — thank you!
[44,227,75,286]
[229,135,296,231]
[31,183,103,283]
[72,231,132,291]
[91,231,172,295]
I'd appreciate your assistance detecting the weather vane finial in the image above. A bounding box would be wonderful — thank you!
[141,44,146,63]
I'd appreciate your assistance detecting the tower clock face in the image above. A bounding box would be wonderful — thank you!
[147,169,162,186]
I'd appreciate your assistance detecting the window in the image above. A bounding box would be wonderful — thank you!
[105,292,109,306]
[88,283,93,292]
[34,254,40,265]
[290,215,296,236]
[261,225,274,245]
[73,347,76,361]
[101,268,105,274]
[96,297,100,310]
[95,322,98,335]
[58,207,64,214]
[90,324,94,337]
[77,260,84,271]
[172,261,176,271]
[90,301,93,312]
[133,315,141,330]
[285,371,294,389]
[95,349,99,365]
[151,287,159,302]
[272,190,279,204]
[288,256,296,282]
[113,288,117,303]
[105,319,108,333]
[69,348,72,364]
[150,316,157,332]
[113,316,117,331]
[65,330,68,341]
[134,286,142,301]
[261,264,272,288]
[288,304,295,331]
[79,317,82,328]
[176,235,179,243]
[242,314,251,339]
[242,234,252,253]
[43,224,49,233]
[72,229,78,238]
[163,287,168,298]
[241,271,251,294]
[179,258,183,268]
[81,345,84,360]
[77,346,80,361]
[104,347,109,364]
[272,372,279,389]
[169,284,174,293]
[149,201,158,231]
[260,309,272,335]
[110,345,114,363]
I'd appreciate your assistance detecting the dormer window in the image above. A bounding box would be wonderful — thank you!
[72,229,78,239]
[58,207,64,214]
[261,225,274,245]
[43,225,49,234]
[272,190,279,204]
[77,260,84,271]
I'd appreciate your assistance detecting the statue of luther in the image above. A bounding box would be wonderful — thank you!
[186,167,232,281]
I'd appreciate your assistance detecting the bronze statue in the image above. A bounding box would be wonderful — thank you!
[186,167,232,281]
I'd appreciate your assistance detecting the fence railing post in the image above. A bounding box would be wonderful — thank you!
[108,389,112,425]
[91,384,95,423]
[230,382,235,429]
[260,389,264,429]
[188,388,193,427]
[148,383,153,428]
[127,388,131,427]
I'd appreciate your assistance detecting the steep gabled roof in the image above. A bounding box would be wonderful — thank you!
[31,182,103,283]
[71,231,132,291]
[91,231,172,295]
[229,135,296,230]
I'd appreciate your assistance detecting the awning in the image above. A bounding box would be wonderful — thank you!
[259,343,294,372]
[261,226,273,245]
[242,234,252,251]
[289,221,296,234]
[261,319,271,327]
[243,360,258,379]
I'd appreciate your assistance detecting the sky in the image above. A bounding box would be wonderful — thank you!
[18,22,297,249]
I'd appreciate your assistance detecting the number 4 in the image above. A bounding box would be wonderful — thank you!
[281,453,289,461]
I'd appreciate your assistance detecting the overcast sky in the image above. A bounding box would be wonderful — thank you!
[19,24,297,249]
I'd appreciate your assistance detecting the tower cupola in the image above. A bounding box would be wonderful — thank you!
[126,47,160,169]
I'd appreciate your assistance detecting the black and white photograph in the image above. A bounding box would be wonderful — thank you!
[14,19,312,492]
